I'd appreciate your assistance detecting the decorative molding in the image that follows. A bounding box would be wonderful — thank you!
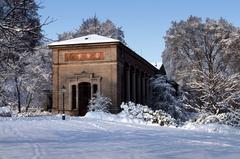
[64,52,104,62]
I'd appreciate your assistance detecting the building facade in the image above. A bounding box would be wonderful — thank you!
[49,34,159,116]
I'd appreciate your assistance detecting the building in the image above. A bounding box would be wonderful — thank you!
[49,34,160,116]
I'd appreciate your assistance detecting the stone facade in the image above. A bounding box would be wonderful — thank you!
[49,35,159,116]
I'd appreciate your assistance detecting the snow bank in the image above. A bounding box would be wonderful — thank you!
[195,111,240,128]
[181,122,240,135]
[85,111,146,124]
[14,110,52,118]
[2,107,240,137]
[85,112,240,135]
[0,110,145,125]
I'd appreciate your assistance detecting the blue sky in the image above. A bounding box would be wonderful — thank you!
[38,0,240,63]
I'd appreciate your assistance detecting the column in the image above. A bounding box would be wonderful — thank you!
[145,77,149,105]
[142,73,146,105]
[126,65,131,102]
[137,71,142,104]
[135,70,139,103]
[132,67,136,103]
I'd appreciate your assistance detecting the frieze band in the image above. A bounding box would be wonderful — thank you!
[65,52,104,61]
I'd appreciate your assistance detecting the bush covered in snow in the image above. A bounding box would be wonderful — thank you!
[0,106,51,118]
[13,110,51,118]
[195,109,240,128]
[0,106,12,117]
[120,102,177,126]
[149,75,240,128]
[88,92,112,113]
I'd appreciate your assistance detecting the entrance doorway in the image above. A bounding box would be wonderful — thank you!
[78,82,91,116]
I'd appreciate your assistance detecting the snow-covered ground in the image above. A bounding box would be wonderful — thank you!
[0,112,240,159]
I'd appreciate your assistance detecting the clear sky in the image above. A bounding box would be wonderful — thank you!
[38,0,240,63]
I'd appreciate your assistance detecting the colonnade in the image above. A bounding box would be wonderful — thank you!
[124,64,150,105]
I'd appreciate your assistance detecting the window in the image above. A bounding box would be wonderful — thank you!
[93,84,98,94]
[72,85,76,110]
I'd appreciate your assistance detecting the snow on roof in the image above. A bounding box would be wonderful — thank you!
[151,62,162,69]
[48,34,120,46]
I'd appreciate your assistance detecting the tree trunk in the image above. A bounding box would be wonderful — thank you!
[15,77,21,113]
[26,93,33,112]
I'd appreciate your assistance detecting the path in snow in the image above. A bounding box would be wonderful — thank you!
[0,116,240,159]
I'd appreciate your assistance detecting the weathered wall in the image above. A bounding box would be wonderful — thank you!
[51,44,119,115]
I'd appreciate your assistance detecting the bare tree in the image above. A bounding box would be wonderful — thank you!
[58,15,127,44]
[0,0,51,112]
[163,16,240,114]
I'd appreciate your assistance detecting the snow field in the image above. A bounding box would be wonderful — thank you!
[0,112,240,159]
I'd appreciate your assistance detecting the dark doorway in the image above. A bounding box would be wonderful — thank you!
[78,82,91,116]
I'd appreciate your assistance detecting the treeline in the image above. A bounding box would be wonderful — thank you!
[1,0,239,127]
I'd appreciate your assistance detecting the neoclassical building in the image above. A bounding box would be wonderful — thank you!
[49,34,160,116]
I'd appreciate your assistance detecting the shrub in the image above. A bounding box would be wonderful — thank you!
[120,102,177,126]
[88,92,112,113]
[0,106,12,117]
[195,109,240,127]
